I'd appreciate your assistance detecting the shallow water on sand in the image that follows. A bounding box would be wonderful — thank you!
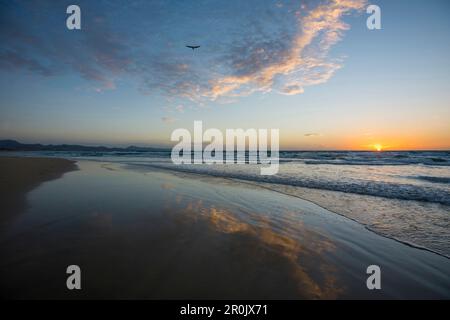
[0,161,449,299]
[4,151,450,257]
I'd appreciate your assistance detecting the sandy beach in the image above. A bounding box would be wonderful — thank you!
[0,157,77,227]
[0,158,449,299]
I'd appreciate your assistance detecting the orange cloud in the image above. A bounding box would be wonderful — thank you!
[205,0,366,100]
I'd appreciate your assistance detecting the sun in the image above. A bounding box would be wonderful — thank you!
[373,144,383,152]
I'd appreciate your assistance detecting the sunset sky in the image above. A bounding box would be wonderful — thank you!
[0,0,449,150]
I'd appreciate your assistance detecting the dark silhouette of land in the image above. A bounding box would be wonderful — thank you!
[0,140,169,152]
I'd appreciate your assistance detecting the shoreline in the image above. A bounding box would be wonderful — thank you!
[1,155,448,257]
[0,159,449,298]
[178,169,450,260]
[227,178,450,260]
[125,162,450,258]
[0,157,77,226]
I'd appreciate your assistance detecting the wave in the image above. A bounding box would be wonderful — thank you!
[279,151,450,166]
[13,150,450,166]
[131,162,450,206]
[6,150,450,205]
[415,176,450,184]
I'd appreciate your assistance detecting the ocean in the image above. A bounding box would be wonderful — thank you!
[3,150,449,257]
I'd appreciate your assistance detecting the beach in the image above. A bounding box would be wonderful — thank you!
[0,158,449,299]
[1,0,449,307]
[0,157,77,227]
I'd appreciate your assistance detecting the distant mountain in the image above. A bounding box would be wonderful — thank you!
[0,140,169,152]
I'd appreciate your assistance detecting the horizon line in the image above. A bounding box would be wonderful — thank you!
[1,138,449,153]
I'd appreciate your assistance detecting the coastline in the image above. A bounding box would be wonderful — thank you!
[0,159,449,299]
[227,179,450,259]
[0,157,77,226]
[120,159,450,258]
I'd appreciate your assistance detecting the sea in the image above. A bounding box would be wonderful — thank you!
[3,150,449,257]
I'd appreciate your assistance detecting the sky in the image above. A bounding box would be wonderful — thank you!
[0,0,449,150]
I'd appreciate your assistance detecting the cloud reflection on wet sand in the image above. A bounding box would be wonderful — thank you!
[164,194,343,299]
[1,163,344,299]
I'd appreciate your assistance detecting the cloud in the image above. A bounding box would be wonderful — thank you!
[161,116,177,124]
[304,133,322,137]
[0,0,366,101]
[281,84,304,95]
[175,105,185,113]
[205,0,366,100]
[0,50,54,76]
[0,1,131,91]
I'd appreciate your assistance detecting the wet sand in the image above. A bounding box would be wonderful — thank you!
[0,160,449,299]
[0,157,77,227]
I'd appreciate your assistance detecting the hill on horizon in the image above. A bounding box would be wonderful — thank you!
[0,139,169,152]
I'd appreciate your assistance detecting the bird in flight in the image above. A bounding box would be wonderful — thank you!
[186,45,200,51]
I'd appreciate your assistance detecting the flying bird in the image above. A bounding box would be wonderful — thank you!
[186,45,200,51]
